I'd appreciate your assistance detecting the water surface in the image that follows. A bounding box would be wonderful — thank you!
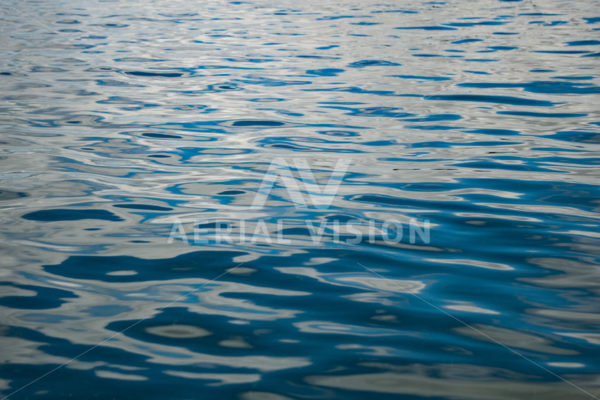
[1,0,600,399]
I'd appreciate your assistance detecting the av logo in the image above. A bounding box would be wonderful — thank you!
[251,157,352,209]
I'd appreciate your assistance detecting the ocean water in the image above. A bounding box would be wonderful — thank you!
[1,0,600,399]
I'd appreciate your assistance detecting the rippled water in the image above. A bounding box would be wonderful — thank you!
[1,0,600,399]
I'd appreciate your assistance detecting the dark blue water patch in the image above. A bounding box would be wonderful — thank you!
[247,97,286,103]
[582,52,600,57]
[425,94,557,107]
[347,60,400,68]
[296,54,341,60]
[413,52,459,58]
[306,68,345,76]
[43,250,248,283]
[519,12,561,16]
[278,227,314,237]
[551,75,595,80]
[315,44,339,50]
[125,71,184,77]
[458,80,600,94]
[566,40,600,46]
[492,31,519,35]
[486,46,518,51]
[350,21,380,25]
[465,128,520,136]
[0,282,77,310]
[445,21,506,27]
[232,120,285,127]
[196,221,233,230]
[316,15,372,21]
[22,209,123,222]
[388,75,452,81]
[218,190,245,195]
[533,50,591,54]
[583,17,600,24]
[113,204,173,211]
[142,132,183,139]
[404,114,462,122]
[396,182,450,192]
[464,58,499,62]
[464,70,491,75]
[452,38,483,44]
[362,139,398,146]
[318,101,366,106]
[395,26,457,30]
[497,111,588,118]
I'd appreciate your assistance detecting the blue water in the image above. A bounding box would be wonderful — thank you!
[1,0,600,399]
